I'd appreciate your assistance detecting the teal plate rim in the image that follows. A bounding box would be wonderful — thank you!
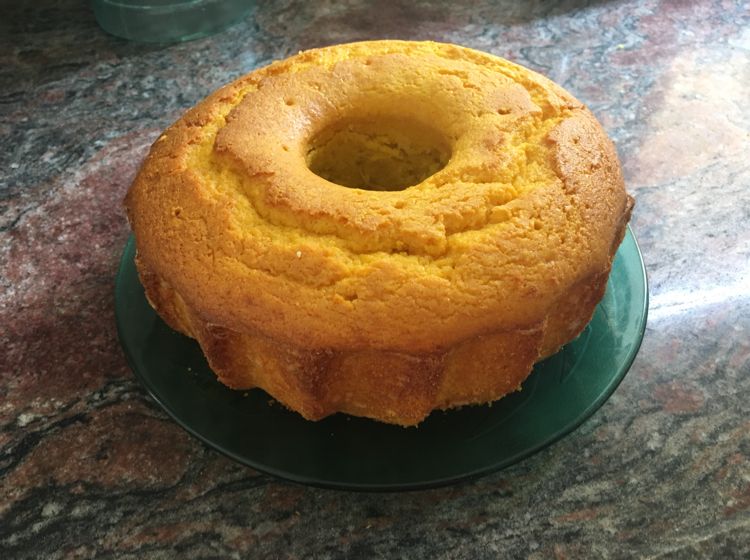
[115,226,648,492]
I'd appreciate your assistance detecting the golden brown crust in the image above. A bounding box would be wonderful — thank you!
[125,41,632,426]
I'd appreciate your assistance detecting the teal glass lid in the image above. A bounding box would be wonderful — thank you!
[92,0,252,43]
[115,227,648,491]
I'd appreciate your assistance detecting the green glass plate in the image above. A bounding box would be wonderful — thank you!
[115,226,647,491]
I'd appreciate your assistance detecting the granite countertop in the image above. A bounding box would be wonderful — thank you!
[2,0,749,557]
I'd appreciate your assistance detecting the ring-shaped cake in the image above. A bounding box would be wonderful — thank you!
[125,41,633,426]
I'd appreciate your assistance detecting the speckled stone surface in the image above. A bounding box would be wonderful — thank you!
[2,0,749,558]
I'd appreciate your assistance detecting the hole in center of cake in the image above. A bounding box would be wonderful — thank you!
[306,117,451,191]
